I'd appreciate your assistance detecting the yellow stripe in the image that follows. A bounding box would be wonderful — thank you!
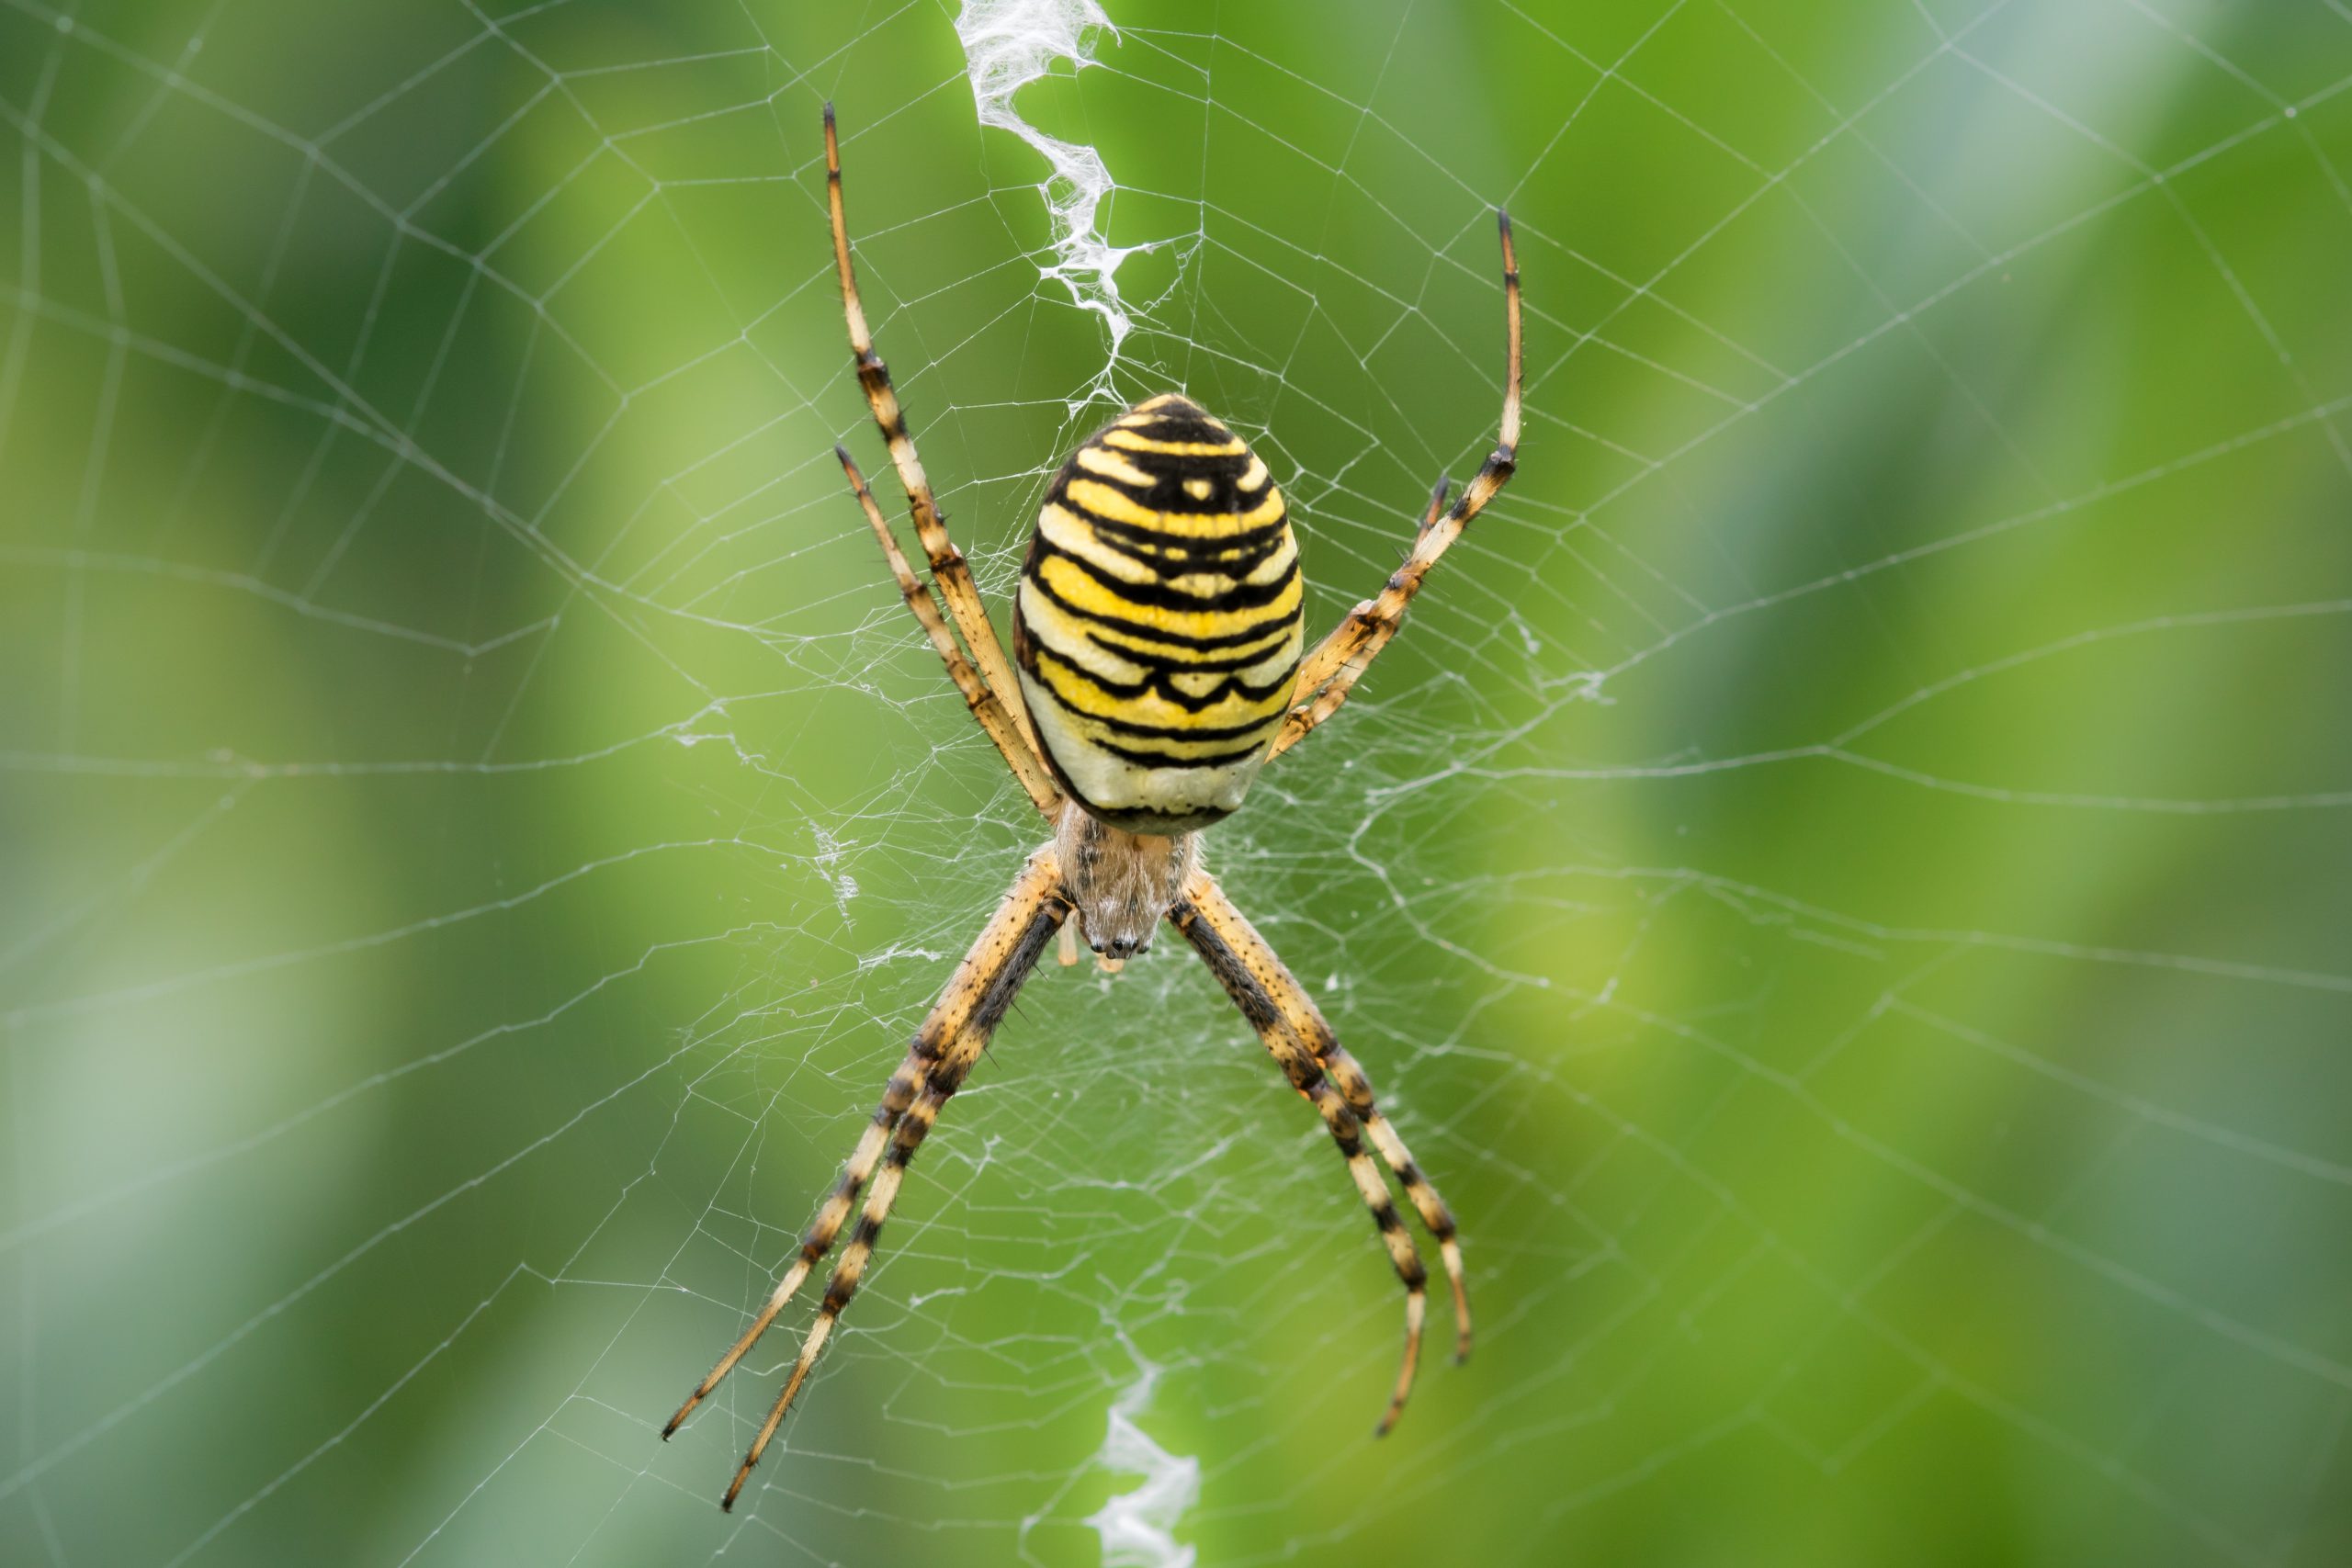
[1238,536,1298,586]
[1017,581,1155,684]
[1039,502,1295,595]
[1024,575,1297,668]
[1072,445,1158,488]
[1038,503,1159,585]
[1031,648,1293,736]
[1062,478,1285,536]
[1034,556,1302,640]
[1091,617,1295,667]
[1102,428,1247,457]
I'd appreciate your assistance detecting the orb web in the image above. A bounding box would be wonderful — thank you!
[2,2,2348,1565]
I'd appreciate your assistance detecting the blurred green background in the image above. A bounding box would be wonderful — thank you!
[4,1,2348,1564]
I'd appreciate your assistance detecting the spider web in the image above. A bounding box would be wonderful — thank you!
[3,1,2349,1563]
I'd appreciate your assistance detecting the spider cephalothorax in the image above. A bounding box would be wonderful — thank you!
[1054,804,1197,961]
[662,104,1521,1512]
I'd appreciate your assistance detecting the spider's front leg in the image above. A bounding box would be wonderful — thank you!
[825,104,1039,751]
[1270,209,1521,762]
[662,845,1069,1510]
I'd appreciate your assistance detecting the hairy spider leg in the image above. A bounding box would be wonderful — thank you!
[1180,870,1471,1362]
[1170,874,1445,1435]
[827,105,1042,761]
[717,851,1070,1511]
[835,446,1061,815]
[662,849,1068,1461]
[1270,209,1522,761]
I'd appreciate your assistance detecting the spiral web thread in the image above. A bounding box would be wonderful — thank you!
[2,2,2348,1565]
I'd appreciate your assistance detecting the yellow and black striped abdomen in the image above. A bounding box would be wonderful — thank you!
[1013,394,1304,834]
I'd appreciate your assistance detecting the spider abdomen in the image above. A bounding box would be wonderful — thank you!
[1013,394,1305,834]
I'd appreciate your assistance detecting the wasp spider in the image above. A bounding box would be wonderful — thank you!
[664,106,1521,1511]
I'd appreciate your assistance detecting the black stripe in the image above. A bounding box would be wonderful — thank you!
[1034,540,1298,614]
[1171,902,1290,1036]
[1033,680,1289,742]
[1082,732,1272,770]
[1019,573,1301,652]
[1032,651,1300,718]
[1062,512,1291,573]
[1105,398,1233,445]
[1115,410,1229,437]
[1081,633,1298,677]
[1068,504,1288,557]
[1112,421,1242,453]
[1067,454,1270,495]
[967,902,1067,1039]
[1327,1113,1366,1158]
[1058,457,1273,521]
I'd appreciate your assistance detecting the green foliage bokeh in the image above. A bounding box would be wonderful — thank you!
[3,3,2347,1565]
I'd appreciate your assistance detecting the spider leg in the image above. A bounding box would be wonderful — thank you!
[1269,209,1521,762]
[712,849,1069,1512]
[1170,873,1456,1436]
[836,447,1061,816]
[1178,870,1471,1361]
[825,105,1040,755]
[662,847,1067,1469]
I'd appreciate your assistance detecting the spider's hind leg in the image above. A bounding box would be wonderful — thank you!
[1170,869,1469,1433]
[1177,870,1470,1360]
[661,846,1069,1509]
